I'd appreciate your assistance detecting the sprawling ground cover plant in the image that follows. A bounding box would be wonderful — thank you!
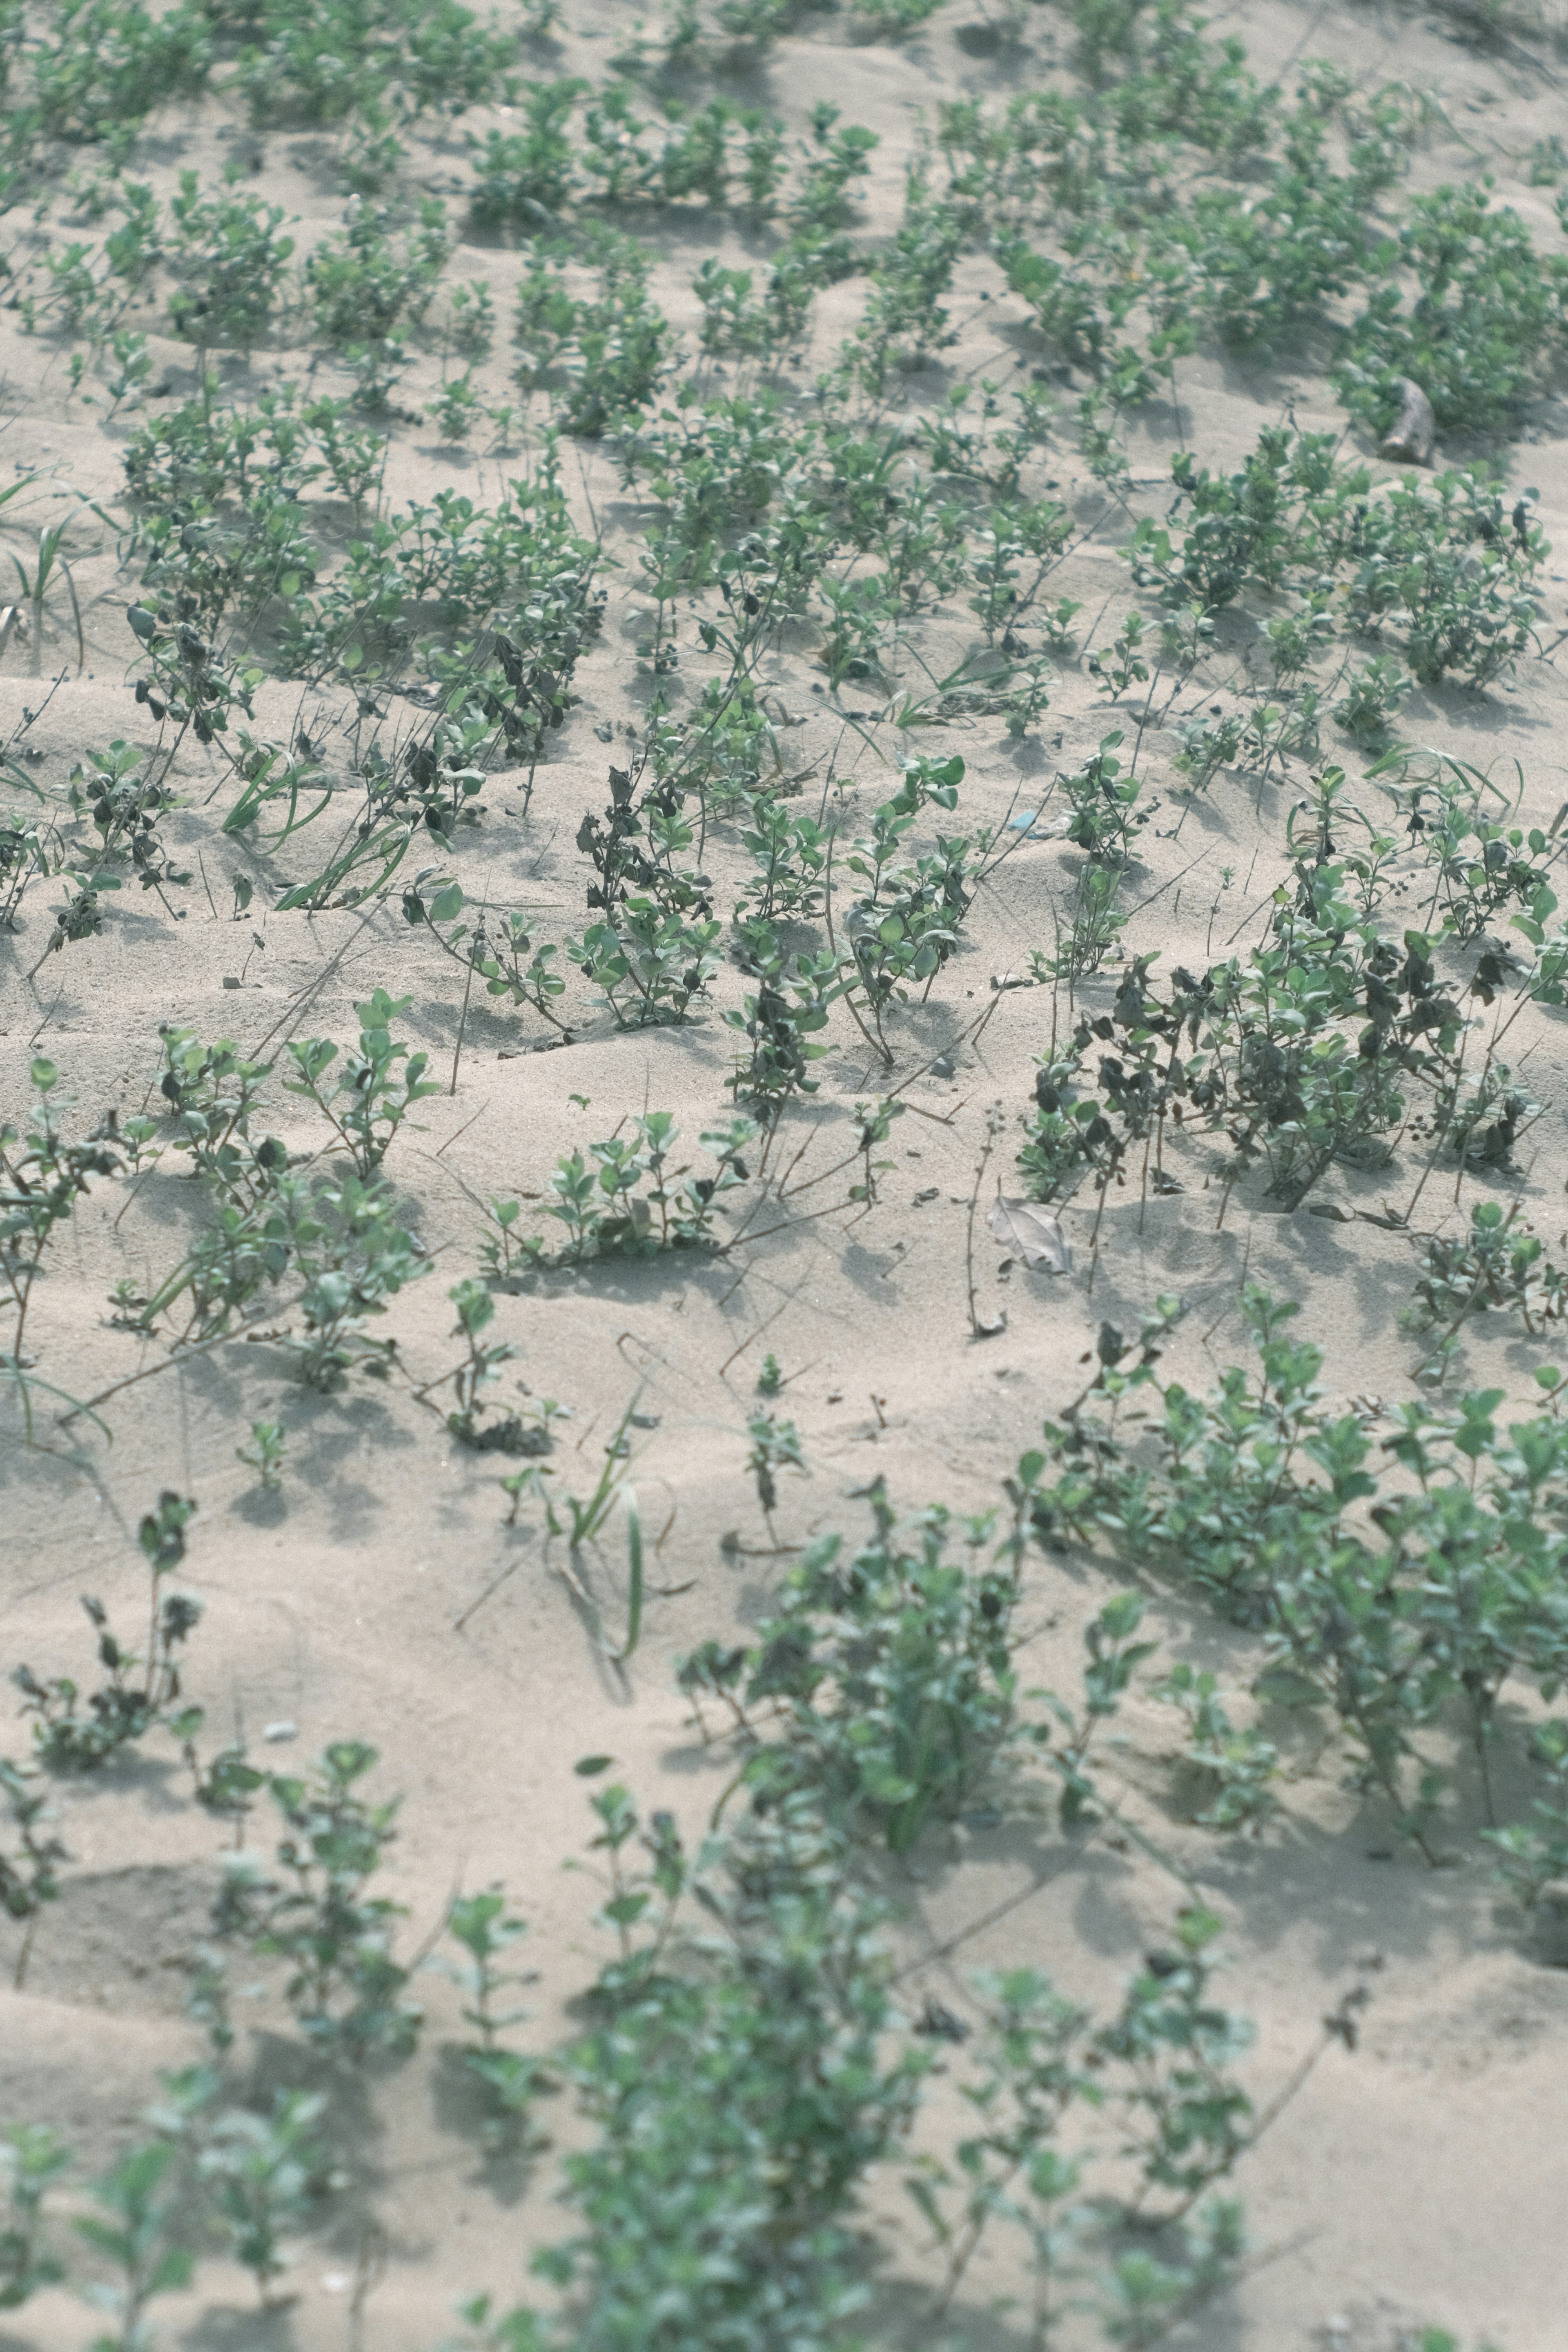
[2,0,1566,2340]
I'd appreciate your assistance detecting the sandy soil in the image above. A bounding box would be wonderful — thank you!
[4,0,1568,2345]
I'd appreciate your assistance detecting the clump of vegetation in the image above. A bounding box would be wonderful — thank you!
[216,1741,421,2058]
[523,1114,755,1265]
[1,3,1564,2340]
[1034,1283,1568,1860]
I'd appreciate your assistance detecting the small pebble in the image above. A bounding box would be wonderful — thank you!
[262,1719,297,1743]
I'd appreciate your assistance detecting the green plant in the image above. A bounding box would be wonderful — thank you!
[1093,613,1150,702]
[33,0,211,144]
[235,0,505,124]
[13,1495,200,1771]
[528,1116,755,1265]
[685,1479,1038,1850]
[468,82,586,227]
[432,1278,536,1450]
[76,2139,195,2352]
[68,741,191,908]
[537,1780,925,2352]
[283,988,440,1174]
[306,197,449,350]
[912,1907,1254,2336]
[836,756,972,1054]
[1040,1593,1157,1830]
[431,372,482,445]
[0,811,56,932]
[694,260,772,357]
[236,1420,287,1488]
[443,1891,547,2142]
[1402,1200,1568,1384]
[725,926,837,1121]
[567,900,722,1026]
[6,513,97,679]
[1058,732,1151,863]
[197,2093,330,2305]
[1,1763,69,1932]
[167,170,294,350]
[445,276,495,360]
[1152,1664,1281,1831]
[0,2127,68,2307]
[0,1058,122,1358]
[126,611,263,753]
[1036,864,1127,982]
[745,1408,805,1544]
[1034,1285,1568,1859]
[1350,473,1543,689]
[402,878,567,1034]
[172,1710,265,1833]
[217,1741,420,2058]
[1482,1719,1568,1920]
[1334,180,1568,437]
[281,1172,433,1389]
[1334,655,1410,744]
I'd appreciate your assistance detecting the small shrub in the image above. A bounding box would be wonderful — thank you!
[216,1741,421,2058]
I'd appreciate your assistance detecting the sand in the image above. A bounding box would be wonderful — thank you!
[4,0,1568,2344]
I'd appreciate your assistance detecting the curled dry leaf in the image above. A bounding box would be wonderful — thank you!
[988,1197,1073,1274]
[1380,376,1435,466]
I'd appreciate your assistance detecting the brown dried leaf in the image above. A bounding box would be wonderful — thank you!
[988,1198,1072,1274]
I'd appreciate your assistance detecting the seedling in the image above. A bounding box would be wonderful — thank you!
[13,1494,201,1771]
[1,1761,69,1954]
[283,989,440,1174]
[1032,1281,1568,1863]
[200,2092,330,2307]
[710,1480,1037,1850]
[167,170,294,352]
[744,1408,805,1546]
[0,2127,68,2307]
[236,1420,287,1488]
[1041,1594,1157,1829]
[6,518,92,677]
[1059,733,1151,864]
[1,1058,122,1359]
[69,741,192,910]
[443,1891,547,2143]
[76,2139,196,2352]
[1036,865,1127,983]
[171,1708,264,1838]
[281,1173,432,1389]
[914,1908,1255,2330]
[1152,1665,1282,1832]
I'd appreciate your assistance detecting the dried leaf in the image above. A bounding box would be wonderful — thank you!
[988,1198,1072,1274]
